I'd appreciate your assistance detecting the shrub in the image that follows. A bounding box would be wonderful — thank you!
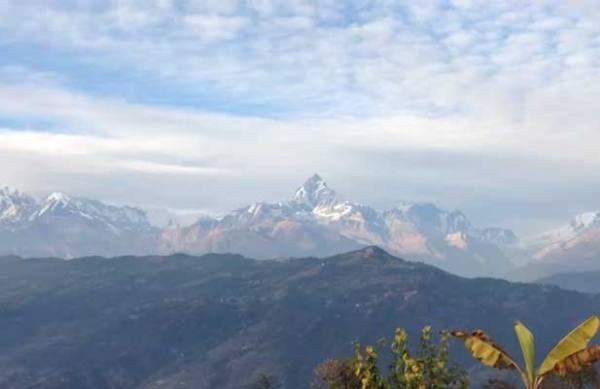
[353,326,469,389]
[312,358,362,389]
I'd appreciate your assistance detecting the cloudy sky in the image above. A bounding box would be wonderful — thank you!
[1,0,599,235]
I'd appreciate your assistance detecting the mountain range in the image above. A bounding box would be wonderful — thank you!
[160,174,525,276]
[1,175,599,278]
[0,186,159,258]
[1,247,599,389]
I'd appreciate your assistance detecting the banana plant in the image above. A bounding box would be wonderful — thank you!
[450,316,600,389]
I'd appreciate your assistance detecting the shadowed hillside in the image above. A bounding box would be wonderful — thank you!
[0,247,599,388]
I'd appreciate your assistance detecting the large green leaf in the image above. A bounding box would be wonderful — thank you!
[537,315,600,376]
[514,321,535,385]
[450,330,518,370]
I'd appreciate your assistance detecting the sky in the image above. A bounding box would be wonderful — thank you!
[0,0,599,236]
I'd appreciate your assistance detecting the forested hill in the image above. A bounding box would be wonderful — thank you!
[0,247,598,388]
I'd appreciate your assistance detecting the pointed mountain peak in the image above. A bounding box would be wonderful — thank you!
[46,192,71,203]
[307,173,325,184]
[356,245,391,258]
[36,192,74,217]
[329,246,412,266]
[293,173,338,208]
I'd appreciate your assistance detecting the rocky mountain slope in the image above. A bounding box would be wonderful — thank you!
[0,176,518,276]
[161,174,517,276]
[5,176,600,279]
[0,247,598,389]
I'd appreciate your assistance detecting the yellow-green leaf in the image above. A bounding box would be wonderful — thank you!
[450,330,517,370]
[514,321,535,385]
[538,315,600,376]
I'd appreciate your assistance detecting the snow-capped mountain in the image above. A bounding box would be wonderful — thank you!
[526,211,600,262]
[293,173,339,207]
[160,174,516,276]
[34,192,151,229]
[0,176,521,275]
[0,186,37,228]
[508,211,600,280]
[0,190,159,258]
[534,213,600,264]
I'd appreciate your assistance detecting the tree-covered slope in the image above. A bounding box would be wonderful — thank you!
[0,247,598,388]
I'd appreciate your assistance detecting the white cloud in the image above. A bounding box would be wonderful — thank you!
[117,160,230,176]
[0,1,599,232]
[184,14,249,42]
[1,1,597,119]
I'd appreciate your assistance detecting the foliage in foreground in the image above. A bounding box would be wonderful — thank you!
[484,367,600,389]
[315,320,600,389]
[351,326,469,389]
[312,358,362,389]
[450,316,600,389]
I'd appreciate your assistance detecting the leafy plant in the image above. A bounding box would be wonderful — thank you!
[483,368,600,389]
[353,326,469,389]
[312,358,361,389]
[450,316,600,389]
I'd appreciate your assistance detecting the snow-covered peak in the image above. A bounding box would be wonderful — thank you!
[1,186,21,197]
[570,211,600,232]
[293,174,338,208]
[47,192,70,203]
[0,186,35,203]
[524,211,600,263]
[0,186,37,224]
[32,192,152,232]
[0,186,31,204]
[533,211,600,244]
[37,192,73,216]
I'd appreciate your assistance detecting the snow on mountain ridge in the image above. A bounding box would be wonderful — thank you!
[529,211,600,249]
[0,186,37,225]
[0,186,160,258]
[524,210,600,264]
[0,186,21,198]
[571,211,600,232]
[0,177,522,275]
[293,173,338,208]
[36,192,73,217]
[0,188,153,231]
[294,177,515,253]
[160,174,517,276]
